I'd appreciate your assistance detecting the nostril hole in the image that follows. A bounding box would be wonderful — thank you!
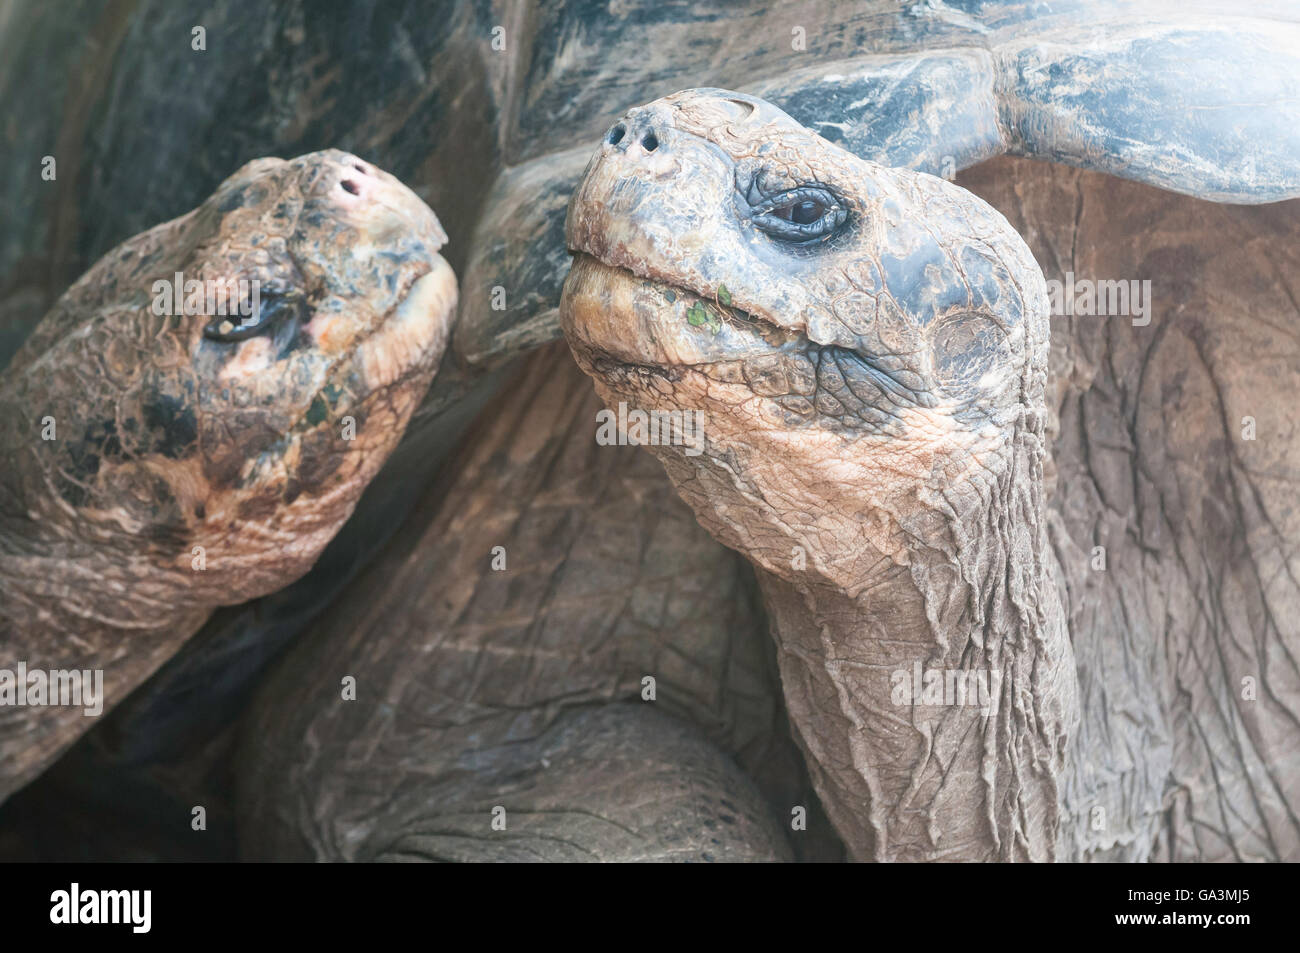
[641,132,658,152]
[341,179,360,196]
[352,163,368,175]
[608,124,625,145]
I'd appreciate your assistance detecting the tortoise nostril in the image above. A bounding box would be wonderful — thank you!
[341,179,361,196]
[607,115,663,157]
[352,163,368,175]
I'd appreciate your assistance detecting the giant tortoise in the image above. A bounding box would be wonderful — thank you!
[1,0,1298,862]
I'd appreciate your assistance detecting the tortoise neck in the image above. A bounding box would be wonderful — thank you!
[757,417,1079,862]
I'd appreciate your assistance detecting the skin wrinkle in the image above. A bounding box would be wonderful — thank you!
[561,89,1076,861]
[0,150,456,804]
[236,344,815,861]
[963,156,1300,861]
[1181,338,1300,850]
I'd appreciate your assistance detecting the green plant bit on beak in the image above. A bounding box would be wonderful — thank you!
[686,300,721,335]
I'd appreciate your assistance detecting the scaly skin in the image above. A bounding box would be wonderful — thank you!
[236,343,809,862]
[964,156,1300,862]
[0,151,456,802]
[561,89,1078,861]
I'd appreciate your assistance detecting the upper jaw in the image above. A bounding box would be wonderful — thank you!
[561,252,794,371]
[358,256,457,388]
[326,256,456,404]
[299,149,448,251]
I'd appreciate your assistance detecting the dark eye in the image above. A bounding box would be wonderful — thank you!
[791,200,824,225]
[751,186,846,243]
[203,289,304,342]
[772,200,826,225]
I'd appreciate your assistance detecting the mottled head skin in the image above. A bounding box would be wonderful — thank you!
[2,150,454,607]
[561,90,1077,861]
[0,150,455,801]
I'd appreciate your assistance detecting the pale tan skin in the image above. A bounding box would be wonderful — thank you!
[561,90,1077,861]
[0,151,456,802]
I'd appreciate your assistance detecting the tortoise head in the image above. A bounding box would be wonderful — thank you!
[561,89,1050,589]
[4,150,455,604]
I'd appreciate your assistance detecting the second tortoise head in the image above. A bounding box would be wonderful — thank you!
[4,150,456,603]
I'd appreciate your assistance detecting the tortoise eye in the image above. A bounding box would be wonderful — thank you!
[203,290,304,342]
[771,199,828,225]
[751,186,846,244]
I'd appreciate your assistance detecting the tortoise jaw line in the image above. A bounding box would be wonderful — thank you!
[568,239,787,334]
[352,256,456,393]
[563,252,795,372]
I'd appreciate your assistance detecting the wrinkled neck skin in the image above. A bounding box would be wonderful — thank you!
[0,373,407,803]
[0,400,213,800]
[626,381,1078,863]
[0,405,211,802]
